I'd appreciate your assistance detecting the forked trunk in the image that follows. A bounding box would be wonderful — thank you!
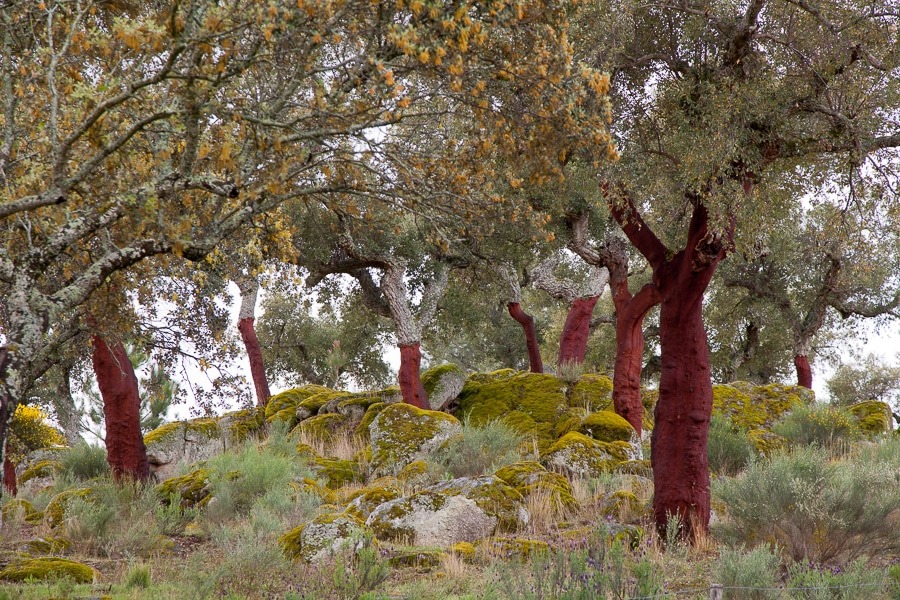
[238,317,271,407]
[793,354,812,389]
[652,288,713,538]
[2,452,16,496]
[507,302,543,373]
[557,295,600,369]
[91,336,150,482]
[398,342,429,409]
[611,286,659,436]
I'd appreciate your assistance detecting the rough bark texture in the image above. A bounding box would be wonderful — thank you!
[611,190,732,540]
[237,277,271,406]
[398,342,429,409]
[611,286,659,435]
[2,453,16,496]
[794,354,813,389]
[557,295,600,369]
[507,302,543,373]
[91,336,150,482]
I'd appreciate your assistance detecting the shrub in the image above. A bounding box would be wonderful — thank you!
[707,415,755,476]
[713,546,781,600]
[772,404,861,451]
[787,558,890,600]
[124,563,152,589]
[713,446,900,564]
[59,443,110,482]
[427,420,525,478]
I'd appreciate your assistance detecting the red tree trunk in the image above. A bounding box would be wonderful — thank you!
[398,342,429,409]
[557,295,600,369]
[611,286,659,436]
[507,302,543,373]
[91,336,150,482]
[2,452,16,496]
[794,354,812,389]
[238,317,271,407]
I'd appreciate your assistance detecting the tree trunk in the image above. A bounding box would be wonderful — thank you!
[557,295,600,369]
[2,451,16,496]
[794,354,812,389]
[611,286,659,435]
[237,278,271,407]
[91,336,150,482]
[507,302,543,373]
[0,351,14,498]
[398,342,429,409]
[652,284,714,539]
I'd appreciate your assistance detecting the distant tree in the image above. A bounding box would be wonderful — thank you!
[828,355,900,422]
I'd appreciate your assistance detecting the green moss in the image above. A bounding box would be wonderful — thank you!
[479,537,550,560]
[143,417,220,447]
[0,558,98,583]
[280,512,367,562]
[568,374,614,411]
[295,413,348,443]
[354,402,388,439]
[579,410,637,443]
[747,429,787,456]
[2,498,42,524]
[450,541,476,562]
[221,407,266,444]
[345,485,403,520]
[156,467,212,508]
[369,403,461,475]
[311,456,362,489]
[422,364,464,396]
[613,459,652,478]
[494,461,577,510]
[542,432,634,477]
[847,401,892,435]
[18,459,61,484]
[716,382,814,430]
[44,487,94,528]
[21,535,71,555]
[296,391,346,420]
[388,549,444,569]
[598,490,644,518]
[266,385,334,424]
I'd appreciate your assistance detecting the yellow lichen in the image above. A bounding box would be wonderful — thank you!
[0,558,97,583]
[579,410,637,443]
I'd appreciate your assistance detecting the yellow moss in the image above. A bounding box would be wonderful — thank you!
[542,432,633,477]
[44,487,94,528]
[6,405,66,463]
[344,485,403,520]
[311,456,362,489]
[21,536,71,555]
[355,401,388,439]
[478,537,549,560]
[2,498,42,524]
[369,403,461,474]
[397,459,429,483]
[450,541,477,562]
[296,390,346,419]
[428,477,526,532]
[747,429,787,456]
[599,490,643,518]
[568,374,614,411]
[422,364,465,396]
[265,385,334,424]
[613,459,652,478]
[221,407,266,443]
[18,459,61,484]
[846,401,892,435]
[156,467,212,508]
[143,417,219,446]
[716,382,813,430]
[0,558,98,583]
[579,410,636,443]
[494,460,578,511]
[295,413,348,444]
[291,477,338,504]
[279,512,366,562]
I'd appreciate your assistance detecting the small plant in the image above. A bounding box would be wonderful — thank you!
[787,558,889,600]
[556,360,585,384]
[124,563,152,589]
[330,532,390,600]
[773,404,861,453]
[427,419,524,478]
[707,415,755,476]
[58,443,109,482]
[714,445,900,563]
[714,546,781,600]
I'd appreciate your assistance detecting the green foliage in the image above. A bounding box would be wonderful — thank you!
[713,546,781,600]
[787,559,889,600]
[125,563,153,589]
[427,420,526,478]
[329,533,390,600]
[713,445,900,563]
[772,404,861,451]
[827,354,900,410]
[707,415,755,476]
[58,443,110,482]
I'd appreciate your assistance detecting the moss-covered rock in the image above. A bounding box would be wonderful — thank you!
[421,364,467,410]
[613,459,653,478]
[0,558,98,583]
[578,410,642,459]
[493,461,578,510]
[345,485,403,521]
[597,490,645,519]
[388,548,445,569]
[541,432,636,477]
[279,512,368,563]
[354,402,389,439]
[747,428,787,456]
[291,477,338,505]
[310,456,362,489]
[44,487,94,528]
[425,476,529,532]
[265,385,333,426]
[20,535,72,555]
[1,498,42,525]
[847,401,892,436]
[219,407,266,445]
[369,403,461,476]
[478,537,550,560]
[715,382,814,430]
[568,374,614,411]
[295,413,348,444]
[144,417,223,481]
[455,371,570,450]
[450,541,477,562]
[365,491,495,546]
[296,391,346,421]
[156,467,213,508]
[18,458,61,485]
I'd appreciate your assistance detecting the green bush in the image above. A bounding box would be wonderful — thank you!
[713,546,781,600]
[707,415,755,476]
[427,420,525,478]
[713,446,900,564]
[59,443,109,482]
[773,404,861,451]
[787,558,890,600]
